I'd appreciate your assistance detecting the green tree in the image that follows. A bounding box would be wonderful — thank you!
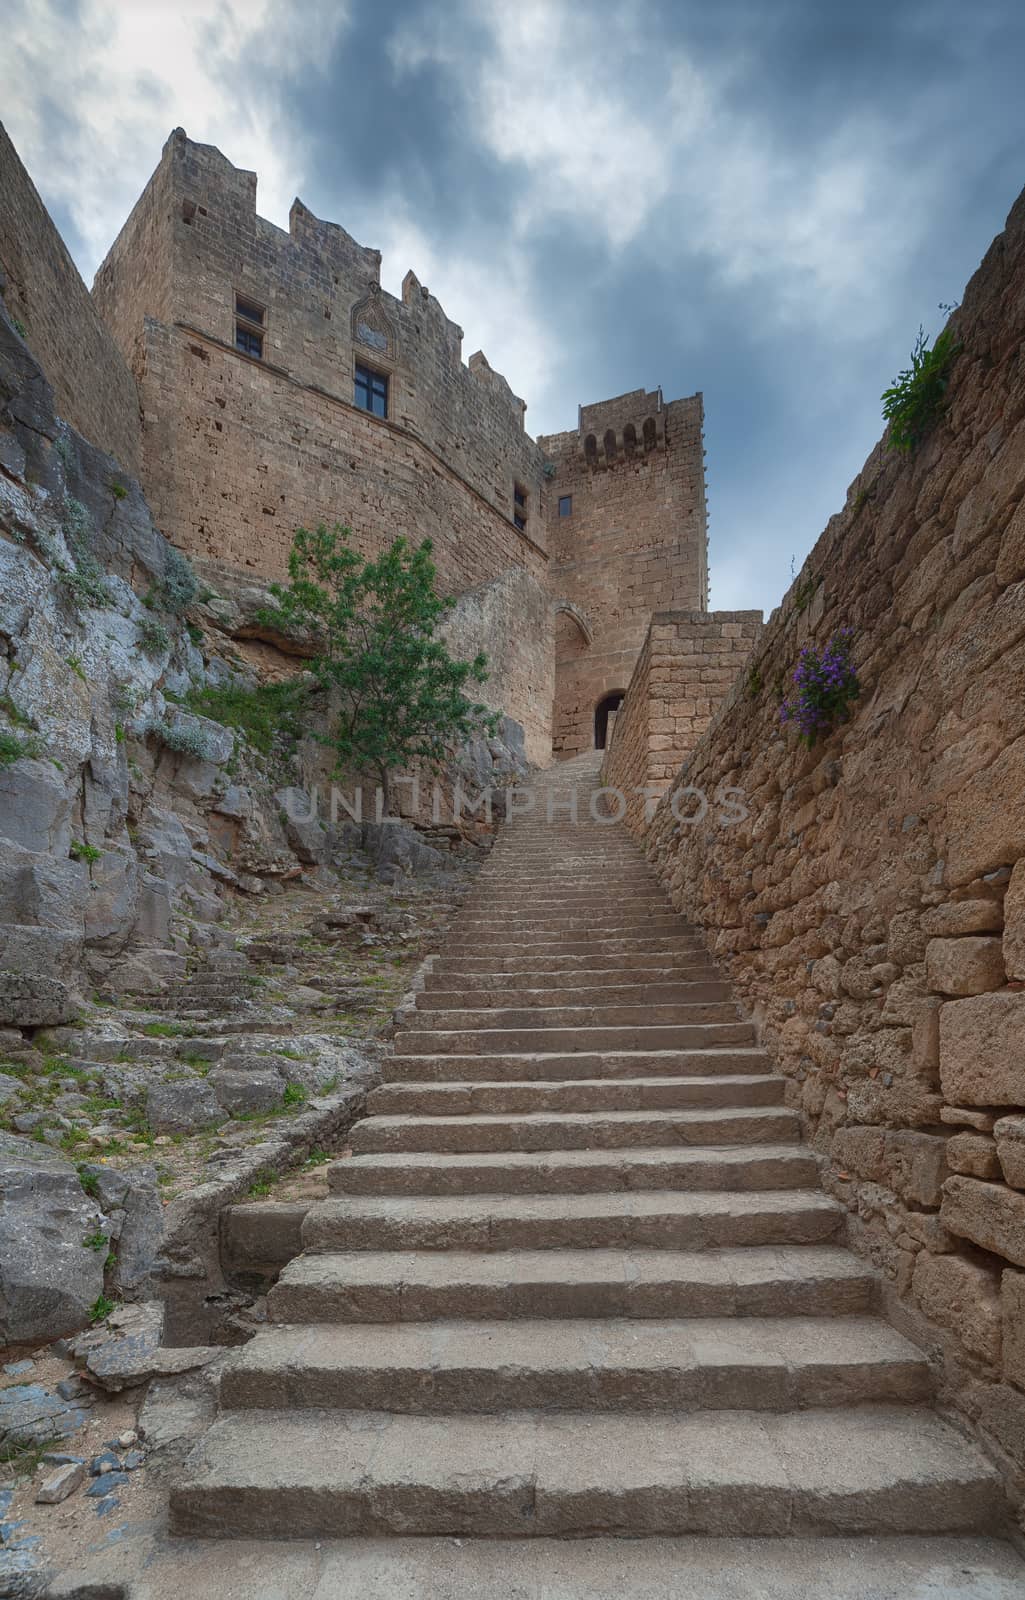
[259,523,497,811]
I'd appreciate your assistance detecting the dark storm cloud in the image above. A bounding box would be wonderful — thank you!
[7,0,1023,610]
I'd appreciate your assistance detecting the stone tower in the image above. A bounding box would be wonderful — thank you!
[538,387,708,758]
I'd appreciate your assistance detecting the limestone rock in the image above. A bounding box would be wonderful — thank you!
[0,1135,104,1342]
[0,758,72,854]
[361,820,444,879]
[925,936,1005,996]
[35,1461,84,1503]
[911,1251,1002,1365]
[938,991,1025,1105]
[1001,1268,1025,1389]
[921,900,1004,937]
[1005,859,1025,981]
[0,970,79,1027]
[945,1132,1002,1180]
[68,1300,216,1391]
[940,1175,1025,1268]
[994,1115,1025,1189]
[209,1067,284,1116]
[146,1078,224,1135]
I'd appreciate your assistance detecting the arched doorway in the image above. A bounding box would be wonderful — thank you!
[594,691,625,750]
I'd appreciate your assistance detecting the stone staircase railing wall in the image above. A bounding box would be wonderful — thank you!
[600,609,762,834]
[603,181,1025,1502]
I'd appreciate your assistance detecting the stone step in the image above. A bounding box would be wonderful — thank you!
[416,980,733,1007]
[269,1244,878,1323]
[382,1047,773,1082]
[328,1143,817,1196]
[431,950,712,972]
[301,1188,842,1253]
[442,933,704,954]
[366,1074,785,1118]
[75,1533,1025,1598]
[403,1001,741,1031]
[169,1406,1003,1540]
[220,1316,932,1415]
[452,914,687,933]
[392,1021,756,1055]
[350,1105,799,1156]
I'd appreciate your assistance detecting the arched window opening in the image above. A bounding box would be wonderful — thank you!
[642,417,657,451]
[623,422,637,457]
[594,691,625,750]
[603,428,618,464]
[584,433,598,464]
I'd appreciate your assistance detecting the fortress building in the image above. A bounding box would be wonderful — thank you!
[0,124,751,768]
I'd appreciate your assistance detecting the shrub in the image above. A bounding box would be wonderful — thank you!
[780,631,860,747]
[0,730,40,767]
[162,548,198,613]
[282,1082,307,1107]
[882,325,960,453]
[69,840,102,865]
[178,679,306,756]
[138,617,171,657]
[89,1293,116,1324]
[258,523,498,810]
[109,480,128,500]
[59,497,113,611]
[142,716,216,761]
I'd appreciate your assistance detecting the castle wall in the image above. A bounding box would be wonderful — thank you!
[539,390,708,758]
[90,129,551,755]
[623,183,1025,1497]
[601,609,762,835]
[0,122,142,475]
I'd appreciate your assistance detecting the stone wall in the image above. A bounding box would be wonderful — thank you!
[539,390,708,758]
[634,184,1025,1499]
[601,609,763,834]
[441,567,555,768]
[0,123,142,476]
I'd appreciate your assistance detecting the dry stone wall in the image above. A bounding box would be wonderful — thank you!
[631,184,1025,1499]
[0,123,142,475]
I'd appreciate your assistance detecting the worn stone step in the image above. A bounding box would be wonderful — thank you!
[302,1188,842,1253]
[429,958,719,984]
[328,1143,816,1196]
[169,1406,1002,1539]
[443,933,703,955]
[453,914,687,934]
[350,1105,799,1156]
[269,1244,878,1323]
[405,1002,741,1032]
[417,980,733,1008]
[221,1317,932,1415]
[392,1021,756,1055]
[67,1534,1025,1599]
[367,1074,785,1119]
[432,948,712,971]
[382,1047,773,1082]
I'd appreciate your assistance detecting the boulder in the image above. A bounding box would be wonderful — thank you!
[925,936,1005,996]
[135,808,194,889]
[275,786,332,865]
[0,970,80,1026]
[146,1079,224,1135]
[112,1166,165,1293]
[939,991,1025,1105]
[362,820,444,879]
[0,925,84,978]
[209,1067,284,1116]
[0,1134,105,1343]
[82,847,138,946]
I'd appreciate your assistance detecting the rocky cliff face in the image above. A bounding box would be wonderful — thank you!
[0,294,527,1348]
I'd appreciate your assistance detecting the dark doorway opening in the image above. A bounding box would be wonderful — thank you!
[594,692,625,750]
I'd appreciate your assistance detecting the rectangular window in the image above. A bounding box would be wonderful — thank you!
[355,363,388,418]
[514,484,526,508]
[558,494,572,517]
[513,511,526,531]
[234,293,265,360]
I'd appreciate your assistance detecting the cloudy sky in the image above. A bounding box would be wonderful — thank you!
[3,0,1023,612]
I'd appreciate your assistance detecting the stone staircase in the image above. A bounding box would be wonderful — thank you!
[165,755,1016,1583]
